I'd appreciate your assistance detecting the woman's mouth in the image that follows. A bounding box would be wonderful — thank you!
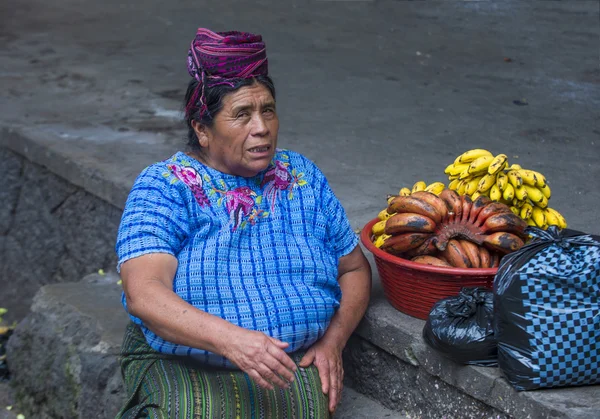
[248,145,271,154]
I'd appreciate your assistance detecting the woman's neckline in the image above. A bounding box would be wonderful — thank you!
[174,150,268,181]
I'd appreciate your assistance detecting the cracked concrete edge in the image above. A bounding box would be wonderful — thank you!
[0,125,131,210]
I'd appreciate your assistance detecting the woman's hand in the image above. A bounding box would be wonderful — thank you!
[223,329,298,390]
[298,340,344,414]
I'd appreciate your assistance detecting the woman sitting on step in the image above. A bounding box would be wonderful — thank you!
[115,27,372,418]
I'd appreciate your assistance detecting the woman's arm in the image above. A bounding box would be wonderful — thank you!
[121,253,297,389]
[299,244,372,413]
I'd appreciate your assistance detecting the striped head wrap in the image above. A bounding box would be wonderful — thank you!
[186,28,269,119]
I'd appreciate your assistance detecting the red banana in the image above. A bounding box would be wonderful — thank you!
[385,213,436,235]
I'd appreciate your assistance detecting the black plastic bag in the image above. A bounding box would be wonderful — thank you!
[423,287,497,367]
[494,226,600,391]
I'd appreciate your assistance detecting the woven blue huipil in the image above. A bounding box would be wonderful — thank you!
[116,149,358,367]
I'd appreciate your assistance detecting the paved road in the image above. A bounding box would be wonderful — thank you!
[0,0,598,235]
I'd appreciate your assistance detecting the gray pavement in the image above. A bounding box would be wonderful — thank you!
[1,0,599,234]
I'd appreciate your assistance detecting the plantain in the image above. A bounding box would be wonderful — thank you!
[475,202,513,227]
[388,196,443,224]
[411,255,452,267]
[482,212,528,236]
[380,232,431,254]
[478,246,492,268]
[439,188,463,221]
[459,239,481,268]
[441,239,472,268]
[385,213,436,235]
[411,191,449,222]
[468,195,492,224]
[483,232,525,254]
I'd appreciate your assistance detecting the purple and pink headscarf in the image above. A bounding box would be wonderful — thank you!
[186,28,269,119]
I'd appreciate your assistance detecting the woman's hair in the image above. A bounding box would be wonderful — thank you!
[184,75,276,151]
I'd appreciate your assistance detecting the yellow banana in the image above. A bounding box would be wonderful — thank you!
[489,184,502,201]
[465,176,483,195]
[512,198,525,208]
[488,154,508,175]
[522,185,545,204]
[399,187,412,197]
[425,182,446,195]
[532,206,546,227]
[544,208,560,227]
[546,207,567,229]
[468,155,494,175]
[509,163,522,170]
[457,179,468,195]
[539,183,551,199]
[374,233,392,248]
[528,170,547,187]
[517,169,537,186]
[412,181,427,193]
[378,208,394,221]
[477,173,497,193]
[454,149,493,165]
[514,185,528,201]
[506,170,523,188]
[445,163,471,176]
[496,172,508,191]
[510,206,520,216]
[502,183,515,201]
[372,220,387,236]
[537,194,549,209]
[526,217,537,227]
[448,178,461,191]
[520,202,533,220]
[471,191,482,200]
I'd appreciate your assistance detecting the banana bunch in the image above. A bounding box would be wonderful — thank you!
[371,188,528,268]
[445,149,567,230]
[374,181,446,248]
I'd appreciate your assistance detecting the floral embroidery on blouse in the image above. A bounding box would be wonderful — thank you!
[164,163,210,207]
[261,152,308,211]
[164,152,308,231]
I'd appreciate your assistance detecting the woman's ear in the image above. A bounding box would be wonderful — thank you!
[191,120,209,148]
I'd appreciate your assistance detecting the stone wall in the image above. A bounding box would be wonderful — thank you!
[0,147,121,323]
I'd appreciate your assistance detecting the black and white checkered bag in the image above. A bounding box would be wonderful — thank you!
[494,226,600,391]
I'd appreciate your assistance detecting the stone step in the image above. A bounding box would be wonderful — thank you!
[336,387,406,419]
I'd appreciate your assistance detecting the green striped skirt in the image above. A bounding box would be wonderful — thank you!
[116,323,331,419]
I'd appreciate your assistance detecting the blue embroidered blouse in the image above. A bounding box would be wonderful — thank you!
[116,149,358,367]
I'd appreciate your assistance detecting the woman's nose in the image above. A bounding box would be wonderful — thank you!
[250,113,269,136]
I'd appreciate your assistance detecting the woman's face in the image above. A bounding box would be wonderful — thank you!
[192,82,279,178]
